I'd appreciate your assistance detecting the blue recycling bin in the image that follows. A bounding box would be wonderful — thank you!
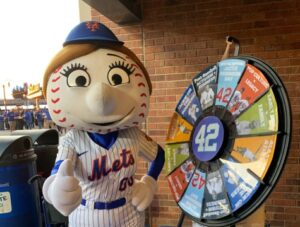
[11,129,68,227]
[0,135,42,227]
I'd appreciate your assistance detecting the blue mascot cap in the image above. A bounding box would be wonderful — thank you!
[63,21,124,46]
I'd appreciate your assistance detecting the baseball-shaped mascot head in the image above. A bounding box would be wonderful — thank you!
[43,21,151,134]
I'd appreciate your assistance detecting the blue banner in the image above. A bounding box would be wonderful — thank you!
[176,84,202,125]
[215,59,246,107]
[178,169,206,218]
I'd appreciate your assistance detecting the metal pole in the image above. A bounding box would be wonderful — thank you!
[177,212,185,227]
[2,84,7,111]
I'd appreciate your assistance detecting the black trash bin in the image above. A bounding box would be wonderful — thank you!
[0,135,42,227]
[11,129,59,178]
[11,129,68,227]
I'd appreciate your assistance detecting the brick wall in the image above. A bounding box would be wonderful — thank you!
[90,0,300,226]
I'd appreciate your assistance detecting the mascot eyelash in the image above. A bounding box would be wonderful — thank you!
[60,63,88,77]
[109,61,136,75]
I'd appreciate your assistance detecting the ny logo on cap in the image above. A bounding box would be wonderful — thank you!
[86,22,100,32]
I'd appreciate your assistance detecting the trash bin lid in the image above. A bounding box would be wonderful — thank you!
[11,129,59,145]
[0,135,35,164]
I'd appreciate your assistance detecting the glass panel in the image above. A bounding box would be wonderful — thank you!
[166,113,193,144]
[178,169,206,219]
[193,64,218,111]
[176,84,202,125]
[230,135,277,178]
[215,59,246,107]
[235,89,278,135]
[167,159,195,202]
[202,169,231,219]
[228,64,270,117]
[165,142,190,174]
[220,156,260,211]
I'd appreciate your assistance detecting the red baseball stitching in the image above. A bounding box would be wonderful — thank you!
[54,66,62,73]
[135,73,143,77]
[51,98,60,104]
[51,87,60,93]
[59,117,66,122]
[53,109,61,114]
[52,76,61,82]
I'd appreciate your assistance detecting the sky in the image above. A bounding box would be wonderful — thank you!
[0,0,80,99]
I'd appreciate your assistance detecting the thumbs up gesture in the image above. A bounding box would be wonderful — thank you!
[42,159,82,216]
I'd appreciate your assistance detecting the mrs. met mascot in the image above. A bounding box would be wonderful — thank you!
[42,21,165,227]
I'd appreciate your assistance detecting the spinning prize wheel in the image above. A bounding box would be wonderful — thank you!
[165,37,291,226]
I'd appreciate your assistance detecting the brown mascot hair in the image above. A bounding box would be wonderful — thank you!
[43,43,151,97]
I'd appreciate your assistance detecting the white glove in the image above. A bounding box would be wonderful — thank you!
[42,159,82,216]
[131,175,157,212]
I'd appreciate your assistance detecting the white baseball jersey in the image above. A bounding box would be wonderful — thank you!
[54,127,158,227]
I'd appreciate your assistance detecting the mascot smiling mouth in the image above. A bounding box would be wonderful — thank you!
[91,107,135,126]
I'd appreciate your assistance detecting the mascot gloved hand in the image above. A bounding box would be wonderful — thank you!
[43,159,82,216]
[132,175,157,212]
[42,21,165,227]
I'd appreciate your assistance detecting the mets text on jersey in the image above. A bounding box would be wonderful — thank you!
[88,149,135,181]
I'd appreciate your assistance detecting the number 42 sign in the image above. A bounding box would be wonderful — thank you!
[192,116,224,162]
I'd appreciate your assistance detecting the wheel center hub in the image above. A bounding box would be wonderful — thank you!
[192,116,225,162]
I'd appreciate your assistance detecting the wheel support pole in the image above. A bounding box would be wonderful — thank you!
[177,212,185,227]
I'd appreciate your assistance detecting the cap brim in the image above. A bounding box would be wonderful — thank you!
[63,37,124,46]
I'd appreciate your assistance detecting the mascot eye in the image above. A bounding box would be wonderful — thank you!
[67,70,90,87]
[107,67,130,86]
[60,63,90,87]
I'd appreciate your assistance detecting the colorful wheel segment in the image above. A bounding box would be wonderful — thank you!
[165,56,291,226]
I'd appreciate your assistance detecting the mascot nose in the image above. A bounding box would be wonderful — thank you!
[86,82,116,115]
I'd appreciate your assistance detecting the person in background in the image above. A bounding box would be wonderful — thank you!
[30,110,35,129]
[15,109,24,130]
[35,109,44,129]
[7,109,16,131]
[24,109,33,129]
[3,110,9,130]
[0,111,4,130]
[43,108,53,129]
